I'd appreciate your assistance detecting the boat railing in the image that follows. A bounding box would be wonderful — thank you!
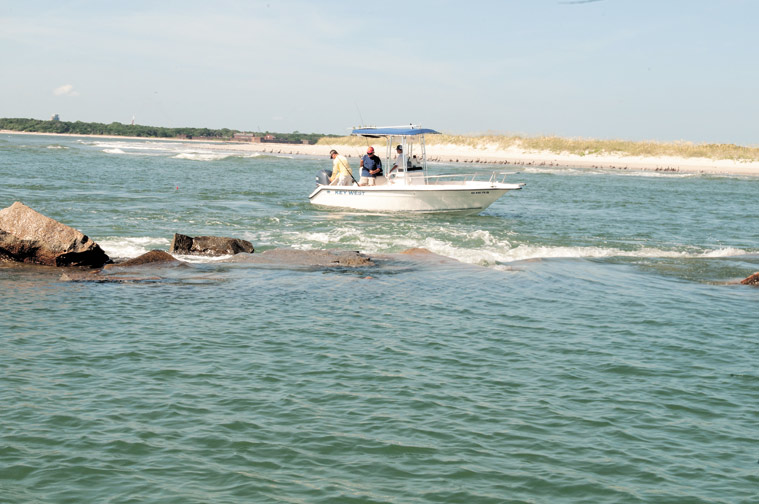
[424,171,517,185]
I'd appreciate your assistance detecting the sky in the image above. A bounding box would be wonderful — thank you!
[2,0,758,145]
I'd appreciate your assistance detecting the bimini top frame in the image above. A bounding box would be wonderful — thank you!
[351,125,441,180]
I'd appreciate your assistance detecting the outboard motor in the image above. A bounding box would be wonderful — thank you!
[315,169,332,186]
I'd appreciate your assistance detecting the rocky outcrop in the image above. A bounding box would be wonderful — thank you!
[241,248,375,267]
[740,272,759,286]
[104,250,184,269]
[0,201,110,267]
[170,233,254,256]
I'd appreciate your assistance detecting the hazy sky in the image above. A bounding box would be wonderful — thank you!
[2,0,758,144]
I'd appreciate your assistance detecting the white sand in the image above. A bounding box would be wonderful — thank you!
[198,140,759,177]
[4,130,759,176]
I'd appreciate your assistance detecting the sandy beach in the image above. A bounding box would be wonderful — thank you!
[4,130,759,176]
[227,140,759,177]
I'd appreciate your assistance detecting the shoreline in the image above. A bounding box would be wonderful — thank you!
[4,129,759,177]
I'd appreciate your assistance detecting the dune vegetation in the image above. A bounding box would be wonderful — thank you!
[318,134,759,162]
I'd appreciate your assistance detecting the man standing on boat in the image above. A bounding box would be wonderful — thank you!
[358,146,384,186]
[328,149,354,186]
[389,145,406,175]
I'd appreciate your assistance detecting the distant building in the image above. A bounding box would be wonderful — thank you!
[50,114,60,122]
[232,133,261,142]
[231,132,312,145]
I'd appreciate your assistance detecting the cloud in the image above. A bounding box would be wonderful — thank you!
[53,84,79,97]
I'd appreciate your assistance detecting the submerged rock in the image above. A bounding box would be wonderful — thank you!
[400,247,435,255]
[60,271,110,282]
[396,247,463,266]
[60,271,162,283]
[243,248,375,268]
[740,272,759,286]
[104,250,185,269]
[0,201,110,268]
[63,251,183,282]
[170,233,254,256]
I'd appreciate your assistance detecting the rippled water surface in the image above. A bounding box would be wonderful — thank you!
[2,134,758,503]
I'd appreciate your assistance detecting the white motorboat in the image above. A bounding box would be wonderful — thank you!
[308,125,524,214]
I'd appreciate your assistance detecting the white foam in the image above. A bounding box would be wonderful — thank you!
[701,247,747,258]
[87,139,289,161]
[171,253,235,263]
[97,236,243,264]
[98,236,170,260]
[91,140,175,151]
[274,227,751,268]
[172,152,231,161]
[433,243,749,266]
[97,228,751,270]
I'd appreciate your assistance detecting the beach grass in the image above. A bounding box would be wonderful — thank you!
[317,134,759,161]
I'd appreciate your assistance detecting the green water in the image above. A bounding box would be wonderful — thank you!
[1,134,758,503]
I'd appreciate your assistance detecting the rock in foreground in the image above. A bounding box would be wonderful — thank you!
[242,248,375,268]
[104,250,184,269]
[0,201,110,268]
[170,233,254,256]
[63,251,186,282]
[740,272,759,286]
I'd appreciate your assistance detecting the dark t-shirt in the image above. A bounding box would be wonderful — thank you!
[361,154,382,177]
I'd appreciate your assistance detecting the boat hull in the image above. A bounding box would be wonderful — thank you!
[308,183,521,214]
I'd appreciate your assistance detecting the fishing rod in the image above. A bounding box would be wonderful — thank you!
[326,142,359,186]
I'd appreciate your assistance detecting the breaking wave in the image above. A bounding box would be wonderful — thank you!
[87,139,291,161]
[97,236,171,261]
[269,227,751,269]
[97,236,235,263]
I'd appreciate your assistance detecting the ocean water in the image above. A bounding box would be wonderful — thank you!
[1,133,758,503]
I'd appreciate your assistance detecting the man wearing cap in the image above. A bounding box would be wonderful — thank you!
[358,146,384,186]
[328,149,354,186]
[389,144,406,175]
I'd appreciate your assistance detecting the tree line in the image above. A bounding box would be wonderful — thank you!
[0,118,335,145]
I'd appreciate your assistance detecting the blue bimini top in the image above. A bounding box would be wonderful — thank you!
[352,126,441,137]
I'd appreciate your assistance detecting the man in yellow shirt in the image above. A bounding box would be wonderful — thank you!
[329,150,354,186]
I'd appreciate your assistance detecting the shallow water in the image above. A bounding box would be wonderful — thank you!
[1,134,758,503]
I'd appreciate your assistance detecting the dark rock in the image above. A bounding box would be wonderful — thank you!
[0,201,110,268]
[104,250,183,269]
[170,233,254,256]
[740,272,759,286]
[170,233,193,254]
